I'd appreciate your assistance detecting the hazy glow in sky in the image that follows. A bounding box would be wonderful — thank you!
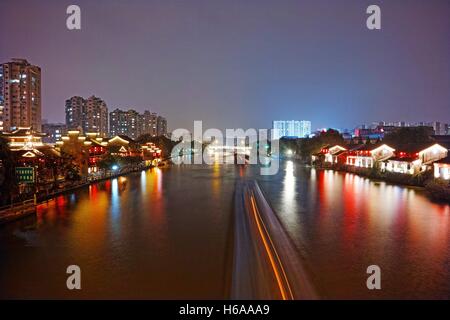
[1,0,449,131]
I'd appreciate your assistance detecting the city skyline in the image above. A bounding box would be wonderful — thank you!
[4,55,449,135]
[1,0,449,132]
[1,0,450,304]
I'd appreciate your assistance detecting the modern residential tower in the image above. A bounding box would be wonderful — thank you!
[109,109,167,139]
[141,110,158,137]
[65,96,85,130]
[157,115,167,137]
[109,109,142,139]
[65,95,108,137]
[0,58,42,132]
[272,120,311,140]
[84,96,108,136]
[41,122,67,143]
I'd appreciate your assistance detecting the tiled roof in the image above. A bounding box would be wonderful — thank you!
[388,156,418,163]
[1,128,47,137]
[389,142,436,154]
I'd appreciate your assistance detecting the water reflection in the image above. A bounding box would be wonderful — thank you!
[280,161,297,226]
[261,165,450,299]
[0,162,449,299]
[140,170,147,195]
[111,178,120,219]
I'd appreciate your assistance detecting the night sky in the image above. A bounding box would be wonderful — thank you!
[1,0,449,132]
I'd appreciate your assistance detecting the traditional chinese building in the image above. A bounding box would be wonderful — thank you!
[434,155,450,180]
[311,145,330,163]
[383,143,448,175]
[324,145,347,164]
[142,142,162,166]
[108,135,141,157]
[346,143,395,168]
[1,127,46,150]
[1,127,62,184]
[55,130,91,177]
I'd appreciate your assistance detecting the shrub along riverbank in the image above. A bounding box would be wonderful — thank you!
[316,162,450,203]
[424,179,450,202]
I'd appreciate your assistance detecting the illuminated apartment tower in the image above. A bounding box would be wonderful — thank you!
[84,96,108,137]
[65,95,108,137]
[0,59,42,132]
[109,108,142,139]
[141,110,158,137]
[156,116,167,136]
[272,120,311,139]
[65,96,85,130]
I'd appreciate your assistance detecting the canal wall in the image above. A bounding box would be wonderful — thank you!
[0,200,36,225]
[0,164,167,225]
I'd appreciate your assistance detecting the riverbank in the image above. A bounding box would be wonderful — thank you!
[0,162,170,225]
[314,162,450,203]
[0,200,36,225]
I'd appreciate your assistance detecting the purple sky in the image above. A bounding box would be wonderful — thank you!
[1,0,449,132]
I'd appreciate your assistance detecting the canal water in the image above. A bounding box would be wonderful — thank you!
[0,161,449,299]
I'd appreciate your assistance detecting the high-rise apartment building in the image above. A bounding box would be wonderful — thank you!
[141,111,158,137]
[0,58,42,132]
[272,120,311,140]
[42,123,67,143]
[362,121,450,135]
[157,116,167,137]
[84,96,108,136]
[299,120,311,138]
[65,95,108,137]
[65,96,85,130]
[109,109,141,139]
[109,109,167,139]
[430,121,450,136]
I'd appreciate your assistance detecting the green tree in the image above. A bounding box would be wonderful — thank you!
[60,152,82,183]
[0,137,17,205]
[383,127,433,146]
[298,129,345,159]
[98,154,119,172]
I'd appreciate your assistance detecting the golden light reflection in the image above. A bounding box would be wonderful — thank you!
[153,167,163,198]
[140,170,147,196]
[211,161,221,196]
[111,178,120,218]
[144,168,165,223]
[281,161,296,212]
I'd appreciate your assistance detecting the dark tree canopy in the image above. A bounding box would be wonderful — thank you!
[383,127,433,146]
[0,137,17,204]
[298,129,345,158]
